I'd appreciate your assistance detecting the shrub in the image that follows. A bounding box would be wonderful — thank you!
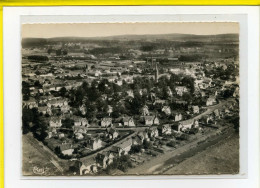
[130,145,143,154]
[167,140,176,147]
[159,140,166,145]
[176,134,189,141]
[143,140,152,149]
[189,128,199,134]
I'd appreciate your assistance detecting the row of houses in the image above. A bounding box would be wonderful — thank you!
[49,116,89,128]
[74,118,201,175]
[62,100,239,175]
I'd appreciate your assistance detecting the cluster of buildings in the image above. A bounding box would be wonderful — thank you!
[22,40,239,176]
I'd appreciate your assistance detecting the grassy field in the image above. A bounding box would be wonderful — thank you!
[22,135,62,176]
[163,132,239,175]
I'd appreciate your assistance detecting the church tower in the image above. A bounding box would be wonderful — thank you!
[154,59,158,83]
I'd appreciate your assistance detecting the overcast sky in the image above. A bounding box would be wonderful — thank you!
[22,22,239,38]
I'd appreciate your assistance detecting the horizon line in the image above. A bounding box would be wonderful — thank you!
[22,32,239,39]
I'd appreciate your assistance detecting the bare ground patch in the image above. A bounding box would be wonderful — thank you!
[163,133,239,175]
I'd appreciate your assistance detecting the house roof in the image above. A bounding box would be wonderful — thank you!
[201,115,210,121]
[132,135,143,144]
[144,116,155,121]
[90,137,101,143]
[50,117,61,122]
[110,146,119,153]
[72,116,88,123]
[207,96,216,100]
[137,131,148,138]
[107,128,117,134]
[175,86,187,90]
[117,138,132,150]
[73,126,87,132]
[162,106,170,110]
[96,152,110,160]
[24,98,37,103]
[175,100,188,104]
[158,124,171,129]
[148,126,158,132]
[141,105,149,109]
[102,117,112,122]
[179,119,194,125]
[59,144,73,151]
[80,157,96,166]
[154,99,166,103]
[48,98,67,105]
[38,106,48,111]
[122,117,133,122]
[214,109,220,116]
[99,151,113,158]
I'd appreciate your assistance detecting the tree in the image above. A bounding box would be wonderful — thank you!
[85,102,97,120]
[177,134,189,141]
[223,89,234,99]
[31,116,48,141]
[75,88,85,105]
[98,79,109,93]
[62,118,74,129]
[143,140,152,149]
[22,108,34,134]
[117,155,132,172]
[28,55,49,62]
[170,73,181,86]
[54,146,61,155]
[167,140,176,147]
[129,96,143,115]
[228,115,239,132]
[34,80,42,88]
[111,111,120,119]
[47,48,52,54]
[35,126,48,141]
[81,81,89,92]
[182,93,192,102]
[96,99,108,112]
[62,49,68,55]
[59,87,67,97]
[189,128,199,134]
[112,83,122,93]
[161,85,169,100]
[140,45,156,52]
[130,145,143,153]
[56,49,62,56]
[182,76,195,94]
[22,107,41,134]
[22,81,30,101]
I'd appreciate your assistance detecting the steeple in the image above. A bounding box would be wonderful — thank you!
[154,59,158,83]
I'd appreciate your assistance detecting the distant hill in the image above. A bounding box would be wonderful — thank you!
[22,33,239,48]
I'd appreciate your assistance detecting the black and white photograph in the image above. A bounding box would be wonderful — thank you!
[21,22,240,176]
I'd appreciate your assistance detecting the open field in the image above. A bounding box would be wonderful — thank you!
[163,132,239,175]
[123,125,235,175]
[22,134,63,176]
